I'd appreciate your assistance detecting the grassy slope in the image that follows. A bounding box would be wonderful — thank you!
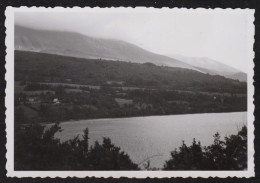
[15,51,246,93]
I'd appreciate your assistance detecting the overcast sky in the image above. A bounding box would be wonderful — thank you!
[15,8,254,72]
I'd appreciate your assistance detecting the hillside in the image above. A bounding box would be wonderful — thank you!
[225,72,247,82]
[15,51,246,94]
[168,55,247,82]
[15,25,198,71]
[15,51,247,123]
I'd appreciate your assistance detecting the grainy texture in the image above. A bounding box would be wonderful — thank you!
[1,0,259,183]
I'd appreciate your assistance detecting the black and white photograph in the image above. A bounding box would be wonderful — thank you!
[5,7,255,178]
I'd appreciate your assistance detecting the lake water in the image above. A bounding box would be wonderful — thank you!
[51,112,247,168]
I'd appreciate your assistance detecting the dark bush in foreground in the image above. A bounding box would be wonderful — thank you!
[14,123,139,170]
[163,126,247,170]
[15,123,247,170]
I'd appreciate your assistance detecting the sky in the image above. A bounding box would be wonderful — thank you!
[15,8,254,72]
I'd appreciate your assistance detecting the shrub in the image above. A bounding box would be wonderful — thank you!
[14,123,139,170]
[163,126,247,170]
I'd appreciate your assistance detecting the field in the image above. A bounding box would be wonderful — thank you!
[14,51,247,124]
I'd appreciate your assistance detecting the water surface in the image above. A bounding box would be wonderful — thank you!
[51,112,247,168]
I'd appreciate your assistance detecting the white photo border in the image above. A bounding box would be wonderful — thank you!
[5,6,255,178]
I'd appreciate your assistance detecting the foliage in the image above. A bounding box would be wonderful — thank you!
[15,85,246,124]
[163,126,247,170]
[15,50,246,93]
[15,123,247,171]
[14,51,247,124]
[14,123,139,170]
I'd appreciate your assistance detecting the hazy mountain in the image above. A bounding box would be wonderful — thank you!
[15,50,246,94]
[15,25,198,71]
[168,55,247,82]
[225,72,247,82]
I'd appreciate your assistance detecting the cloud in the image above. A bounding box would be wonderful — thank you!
[15,8,254,72]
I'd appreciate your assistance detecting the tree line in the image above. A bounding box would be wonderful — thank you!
[15,123,247,170]
[15,51,247,94]
[15,83,247,124]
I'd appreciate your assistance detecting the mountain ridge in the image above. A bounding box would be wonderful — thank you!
[15,50,247,93]
[167,54,246,82]
[15,25,199,71]
[15,25,246,82]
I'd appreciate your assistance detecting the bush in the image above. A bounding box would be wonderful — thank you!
[14,123,139,170]
[163,126,247,170]
[14,123,247,171]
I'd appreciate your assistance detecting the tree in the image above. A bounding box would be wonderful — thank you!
[164,139,207,170]
[86,138,138,170]
[14,123,139,170]
[164,126,247,170]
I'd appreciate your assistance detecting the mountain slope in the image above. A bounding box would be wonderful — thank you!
[15,25,198,71]
[168,55,247,82]
[225,72,247,82]
[15,51,247,94]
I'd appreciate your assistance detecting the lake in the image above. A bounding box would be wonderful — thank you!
[51,112,247,169]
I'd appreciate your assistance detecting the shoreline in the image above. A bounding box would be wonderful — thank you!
[43,111,247,125]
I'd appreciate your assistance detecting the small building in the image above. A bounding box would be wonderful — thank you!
[27,97,39,104]
[53,98,61,104]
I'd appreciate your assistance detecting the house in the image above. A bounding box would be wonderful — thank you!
[53,98,61,104]
[27,97,39,104]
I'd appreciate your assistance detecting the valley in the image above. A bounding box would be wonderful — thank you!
[14,51,247,124]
